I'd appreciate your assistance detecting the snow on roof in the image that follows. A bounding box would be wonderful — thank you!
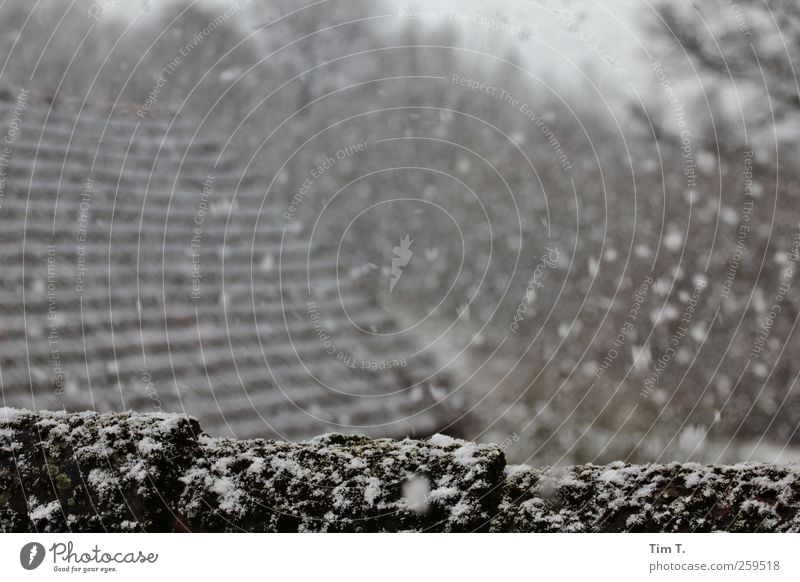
[0,99,458,440]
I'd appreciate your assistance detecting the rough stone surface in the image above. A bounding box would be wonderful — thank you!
[496,462,800,532]
[180,433,505,532]
[0,408,201,532]
[2,410,799,532]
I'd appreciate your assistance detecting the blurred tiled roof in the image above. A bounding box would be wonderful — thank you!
[0,98,458,440]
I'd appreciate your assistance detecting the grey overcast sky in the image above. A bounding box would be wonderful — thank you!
[107,0,660,109]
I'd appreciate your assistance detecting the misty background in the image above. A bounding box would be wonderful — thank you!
[1,0,799,466]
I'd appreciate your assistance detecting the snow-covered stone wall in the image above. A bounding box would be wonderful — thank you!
[1,409,799,532]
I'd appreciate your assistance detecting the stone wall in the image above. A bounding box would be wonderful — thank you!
[2,409,798,532]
